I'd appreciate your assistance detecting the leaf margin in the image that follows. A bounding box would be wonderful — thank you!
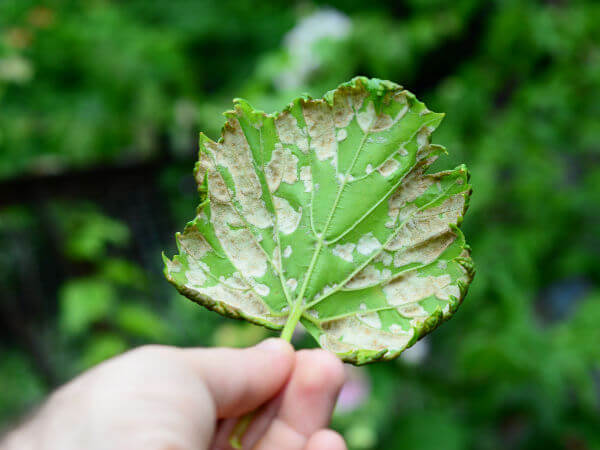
[163,76,475,364]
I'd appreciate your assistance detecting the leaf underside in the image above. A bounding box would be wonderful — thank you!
[164,77,474,365]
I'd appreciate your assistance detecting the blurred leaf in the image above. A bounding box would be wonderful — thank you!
[0,350,45,423]
[212,323,269,348]
[115,304,169,341]
[59,278,117,336]
[393,409,468,450]
[81,334,128,369]
[100,258,148,289]
[50,203,130,262]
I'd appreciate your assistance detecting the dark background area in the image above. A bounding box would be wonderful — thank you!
[1,1,599,448]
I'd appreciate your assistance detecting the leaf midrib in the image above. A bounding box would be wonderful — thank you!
[290,103,378,318]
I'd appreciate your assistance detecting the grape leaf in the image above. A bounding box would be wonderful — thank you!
[163,77,474,365]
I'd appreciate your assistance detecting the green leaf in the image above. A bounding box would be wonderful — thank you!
[81,334,128,369]
[0,350,45,422]
[51,203,130,262]
[164,77,474,364]
[115,304,169,341]
[59,278,117,336]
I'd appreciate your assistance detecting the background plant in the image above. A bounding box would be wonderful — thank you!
[1,1,599,448]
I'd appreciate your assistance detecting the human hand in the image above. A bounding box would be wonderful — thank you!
[1,339,346,450]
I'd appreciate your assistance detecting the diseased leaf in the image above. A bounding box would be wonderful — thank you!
[164,77,474,364]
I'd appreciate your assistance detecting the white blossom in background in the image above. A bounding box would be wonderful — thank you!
[275,8,351,90]
[0,55,34,84]
[400,338,430,365]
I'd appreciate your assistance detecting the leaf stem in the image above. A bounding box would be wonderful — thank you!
[279,300,303,342]
[229,302,302,448]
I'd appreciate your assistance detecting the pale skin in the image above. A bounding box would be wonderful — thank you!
[1,339,347,450]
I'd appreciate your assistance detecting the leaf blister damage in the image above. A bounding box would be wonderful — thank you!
[164,77,474,365]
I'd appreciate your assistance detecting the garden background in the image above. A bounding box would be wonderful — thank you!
[1,1,599,448]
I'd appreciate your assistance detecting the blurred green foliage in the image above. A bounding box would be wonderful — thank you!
[1,0,599,448]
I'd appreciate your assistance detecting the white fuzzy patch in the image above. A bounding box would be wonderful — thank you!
[273,196,302,235]
[387,195,464,252]
[357,101,376,132]
[394,104,409,122]
[272,247,282,271]
[304,101,337,161]
[367,135,388,144]
[208,121,273,229]
[165,258,182,273]
[299,166,312,192]
[417,126,434,149]
[321,284,336,297]
[253,283,270,297]
[377,158,400,177]
[265,144,298,192]
[393,233,454,268]
[189,275,285,326]
[276,111,309,153]
[389,324,404,333]
[333,91,355,128]
[357,233,381,255]
[336,173,354,184]
[356,101,394,133]
[283,245,293,258]
[358,312,382,329]
[319,316,413,353]
[207,171,231,202]
[346,265,384,289]
[383,273,459,306]
[384,170,434,229]
[286,278,298,292]
[210,202,268,278]
[374,251,393,266]
[178,230,212,260]
[332,243,356,262]
[185,267,207,287]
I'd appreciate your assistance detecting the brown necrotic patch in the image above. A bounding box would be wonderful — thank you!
[217,118,272,229]
[275,110,309,153]
[319,316,413,354]
[303,101,337,162]
[265,144,299,192]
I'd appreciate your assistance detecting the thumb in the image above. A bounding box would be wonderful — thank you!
[179,338,295,418]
